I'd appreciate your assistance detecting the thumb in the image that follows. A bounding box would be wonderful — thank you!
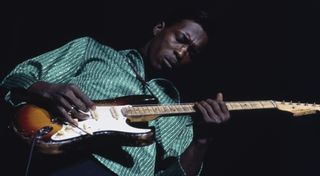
[216,92,223,101]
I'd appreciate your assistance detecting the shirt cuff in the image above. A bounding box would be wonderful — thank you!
[2,74,39,90]
[1,74,39,106]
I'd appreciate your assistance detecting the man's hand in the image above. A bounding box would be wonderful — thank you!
[195,93,230,123]
[27,81,95,124]
[193,93,230,143]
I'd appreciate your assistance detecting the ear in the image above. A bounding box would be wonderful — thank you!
[153,21,166,36]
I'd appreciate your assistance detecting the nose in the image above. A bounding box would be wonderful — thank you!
[174,45,188,60]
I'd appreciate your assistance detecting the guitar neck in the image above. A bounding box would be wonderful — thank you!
[123,100,276,117]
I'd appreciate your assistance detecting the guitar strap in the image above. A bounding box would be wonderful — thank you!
[126,57,157,99]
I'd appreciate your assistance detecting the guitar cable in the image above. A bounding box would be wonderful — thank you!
[126,57,157,99]
[24,120,92,176]
[25,126,53,176]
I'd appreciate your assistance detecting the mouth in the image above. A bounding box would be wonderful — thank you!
[163,57,178,69]
[163,57,173,69]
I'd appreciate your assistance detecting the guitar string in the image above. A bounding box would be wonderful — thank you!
[66,120,93,135]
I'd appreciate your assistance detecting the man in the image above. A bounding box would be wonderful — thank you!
[1,9,230,175]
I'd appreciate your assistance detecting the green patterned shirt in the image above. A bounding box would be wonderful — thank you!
[1,37,196,176]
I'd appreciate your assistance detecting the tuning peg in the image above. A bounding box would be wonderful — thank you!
[289,101,293,105]
[282,100,285,104]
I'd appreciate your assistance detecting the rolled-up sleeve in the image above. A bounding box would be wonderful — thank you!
[0,37,92,106]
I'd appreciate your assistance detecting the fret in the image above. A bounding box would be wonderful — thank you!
[259,101,275,108]
[133,107,140,114]
[140,107,146,114]
[240,102,250,109]
[147,106,153,112]
[182,105,189,111]
[249,102,262,108]
[181,105,195,112]
[227,102,241,110]
[175,105,183,112]
[183,105,191,111]
[169,106,175,112]
[164,106,170,112]
[226,103,233,110]
[158,106,165,112]
[152,106,160,113]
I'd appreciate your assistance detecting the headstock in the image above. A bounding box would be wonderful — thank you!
[274,101,320,117]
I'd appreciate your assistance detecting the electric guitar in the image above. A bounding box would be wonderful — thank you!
[12,95,320,154]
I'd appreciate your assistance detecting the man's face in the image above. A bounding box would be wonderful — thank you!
[146,20,208,71]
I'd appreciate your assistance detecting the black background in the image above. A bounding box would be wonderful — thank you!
[1,0,320,175]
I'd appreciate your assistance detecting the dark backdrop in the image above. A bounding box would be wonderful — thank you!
[1,0,320,176]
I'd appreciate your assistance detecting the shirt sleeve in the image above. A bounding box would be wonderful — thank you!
[0,37,92,106]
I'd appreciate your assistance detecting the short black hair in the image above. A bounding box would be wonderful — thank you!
[161,8,211,36]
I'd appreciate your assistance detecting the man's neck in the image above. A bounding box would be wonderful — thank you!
[138,45,159,81]
[143,59,160,81]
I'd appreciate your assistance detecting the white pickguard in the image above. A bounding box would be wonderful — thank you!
[51,105,151,141]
